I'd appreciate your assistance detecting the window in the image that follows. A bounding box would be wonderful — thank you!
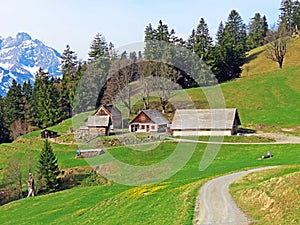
[151,125,155,130]
[141,125,145,129]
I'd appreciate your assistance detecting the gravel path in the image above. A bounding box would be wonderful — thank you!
[169,132,300,145]
[194,166,278,225]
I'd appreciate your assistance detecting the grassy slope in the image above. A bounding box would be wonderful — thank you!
[1,38,300,224]
[180,38,300,134]
[231,165,300,224]
[0,142,299,224]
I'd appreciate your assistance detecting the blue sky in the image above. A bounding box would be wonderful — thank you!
[1,0,281,59]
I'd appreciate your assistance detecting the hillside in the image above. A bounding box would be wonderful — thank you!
[180,37,300,135]
[231,165,300,224]
[0,38,300,224]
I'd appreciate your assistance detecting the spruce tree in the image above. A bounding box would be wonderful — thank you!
[22,80,32,132]
[212,10,247,82]
[292,0,300,34]
[37,140,60,193]
[30,68,60,128]
[60,45,78,120]
[0,96,10,143]
[4,80,24,126]
[247,13,269,49]
[187,18,213,61]
[280,0,294,36]
[88,33,109,62]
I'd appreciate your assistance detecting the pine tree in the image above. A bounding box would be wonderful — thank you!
[280,0,294,36]
[4,80,24,126]
[212,10,247,82]
[88,33,109,62]
[215,22,225,46]
[0,96,10,143]
[144,20,178,61]
[37,140,60,193]
[247,13,269,49]
[30,68,60,128]
[60,45,78,120]
[187,18,213,61]
[22,80,32,132]
[73,59,109,113]
[292,0,300,34]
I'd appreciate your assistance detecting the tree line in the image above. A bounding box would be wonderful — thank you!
[0,1,298,143]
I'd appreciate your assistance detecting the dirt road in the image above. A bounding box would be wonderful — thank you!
[194,166,278,225]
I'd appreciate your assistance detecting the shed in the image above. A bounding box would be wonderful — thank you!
[75,149,105,158]
[129,109,169,133]
[93,105,122,129]
[41,129,58,138]
[87,115,111,136]
[171,108,241,136]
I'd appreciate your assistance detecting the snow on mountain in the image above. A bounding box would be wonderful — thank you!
[0,32,61,96]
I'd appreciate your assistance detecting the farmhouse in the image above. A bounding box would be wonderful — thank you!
[129,109,169,133]
[171,108,241,136]
[93,104,122,129]
[41,129,58,138]
[87,115,111,136]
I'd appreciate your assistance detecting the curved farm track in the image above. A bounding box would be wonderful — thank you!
[194,166,278,225]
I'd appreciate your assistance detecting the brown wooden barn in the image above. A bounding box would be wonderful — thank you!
[93,105,122,129]
[40,129,58,138]
[129,109,169,133]
[87,115,111,136]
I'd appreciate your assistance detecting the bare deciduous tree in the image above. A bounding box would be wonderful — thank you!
[108,58,135,117]
[138,61,155,110]
[154,64,180,113]
[265,27,288,69]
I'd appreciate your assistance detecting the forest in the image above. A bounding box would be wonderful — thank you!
[0,0,299,144]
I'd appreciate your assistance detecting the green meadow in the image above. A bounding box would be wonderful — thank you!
[1,38,300,224]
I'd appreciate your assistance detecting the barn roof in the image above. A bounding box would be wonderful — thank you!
[94,105,121,117]
[130,109,169,125]
[171,108,241,130]
[40,129,57,134]
[87,116,110,127]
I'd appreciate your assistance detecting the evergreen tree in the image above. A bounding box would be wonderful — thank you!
[292,0,300,34]
[30,68,60,128]
[108,42,117,59]
[88,33,109,62]
[0,96,10,143]
[187,18,213,61]
[60,45,78,120]
[37,140,60,193]
[280,0,294,36]
[212,10,247,82]
[73,59,109,113]
[144,20,178,61]
[4,80,24,126]
[22,80,32,130]
[247,13,268,49]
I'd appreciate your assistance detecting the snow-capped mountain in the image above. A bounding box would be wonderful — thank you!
[0,32,61,96]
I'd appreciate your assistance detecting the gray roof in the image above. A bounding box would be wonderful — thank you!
[87,116,110,127]
[144,109,169,125]
[131,109,169,125]
[171,108,241,130]
[106,105,122,117]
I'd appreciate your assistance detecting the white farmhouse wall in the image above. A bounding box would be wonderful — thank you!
[172,130,232,136]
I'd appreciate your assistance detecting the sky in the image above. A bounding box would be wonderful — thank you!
[1,0,282,60]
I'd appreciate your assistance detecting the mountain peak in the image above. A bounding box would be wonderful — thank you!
[0,32,62,96]
[16,32,32,42]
